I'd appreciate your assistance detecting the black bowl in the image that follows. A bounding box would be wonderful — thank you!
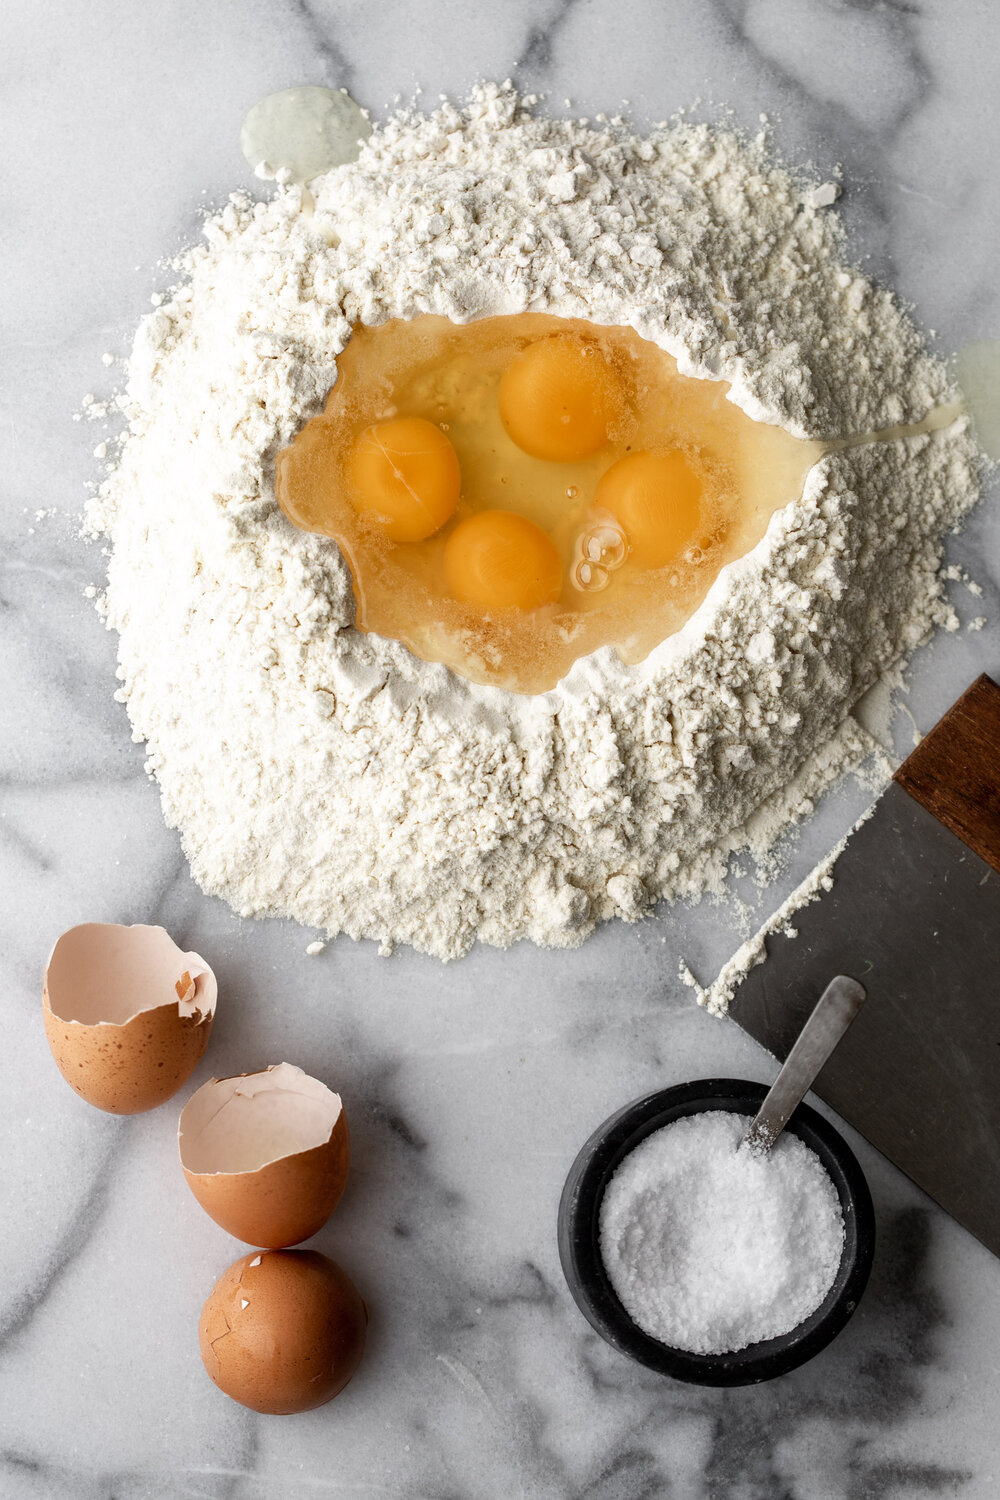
[557,1079,875,1386]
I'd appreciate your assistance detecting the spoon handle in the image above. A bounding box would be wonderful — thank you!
[744,975,866,1153]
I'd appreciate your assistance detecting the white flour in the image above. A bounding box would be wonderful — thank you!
[87,85,981,961]
[680,810,869,1018]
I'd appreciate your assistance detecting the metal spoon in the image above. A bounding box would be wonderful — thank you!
[743,975,866,1154]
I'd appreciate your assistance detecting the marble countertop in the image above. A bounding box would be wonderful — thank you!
[2,3,999,1497]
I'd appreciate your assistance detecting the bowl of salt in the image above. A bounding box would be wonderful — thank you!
[557,977,876,1385]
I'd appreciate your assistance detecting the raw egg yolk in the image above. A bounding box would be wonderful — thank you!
[444,511,563,612]
[593,450,703,569]
[346,416,461,543]
[498,335,619,462]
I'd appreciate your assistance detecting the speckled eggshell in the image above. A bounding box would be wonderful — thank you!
[42,923,217,1115]
[179,1064,350,1248]
[199,1249,368,1415]
[43,996,214,1114]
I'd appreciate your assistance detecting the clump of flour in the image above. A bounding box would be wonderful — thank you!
[86,84,982,960]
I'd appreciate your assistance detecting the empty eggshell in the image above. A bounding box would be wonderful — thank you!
[43,923,217,1114]
[179,1062,349,1247]
[199,1248,367,1414]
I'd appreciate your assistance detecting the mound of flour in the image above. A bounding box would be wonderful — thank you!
[87,85,980,961]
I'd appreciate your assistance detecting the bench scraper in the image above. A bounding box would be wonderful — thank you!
[729,674,1000,1256]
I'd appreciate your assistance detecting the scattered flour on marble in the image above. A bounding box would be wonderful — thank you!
[86,84,982,961]
[679,803,876,1018]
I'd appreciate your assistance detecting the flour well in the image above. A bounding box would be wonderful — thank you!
[87,85,982,960]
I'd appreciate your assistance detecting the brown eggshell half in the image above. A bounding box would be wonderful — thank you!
[199,1248,367,1414]
[43,923,217,1114]
[179,1063,349,1248]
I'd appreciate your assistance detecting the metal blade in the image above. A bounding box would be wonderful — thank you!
[729,781,1000,1257]
[744,975,866,1152]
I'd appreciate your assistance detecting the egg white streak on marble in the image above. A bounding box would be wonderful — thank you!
[1,1,998,1497]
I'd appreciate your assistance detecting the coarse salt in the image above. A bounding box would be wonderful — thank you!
[599,1111,844,1354]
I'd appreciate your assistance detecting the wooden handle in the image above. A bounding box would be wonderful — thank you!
[893,674,1000,875]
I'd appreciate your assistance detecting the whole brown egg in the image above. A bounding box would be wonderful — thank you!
[198,1249,367,1414]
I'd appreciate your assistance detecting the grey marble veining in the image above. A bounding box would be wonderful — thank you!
[2,2,999,1497]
